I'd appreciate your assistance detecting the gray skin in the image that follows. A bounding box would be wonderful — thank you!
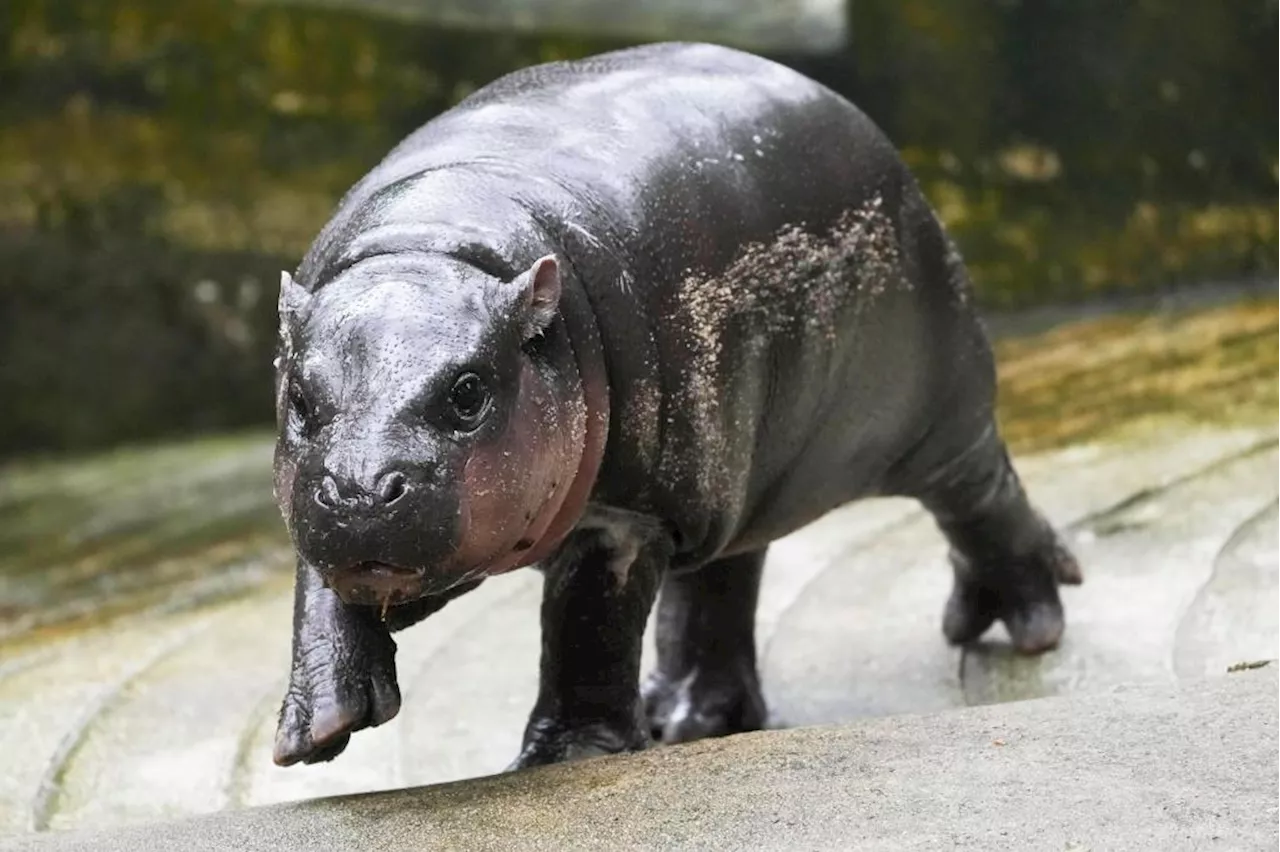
[271,42,1082,769]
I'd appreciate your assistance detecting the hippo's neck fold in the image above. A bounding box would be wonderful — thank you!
[493,268,610,574]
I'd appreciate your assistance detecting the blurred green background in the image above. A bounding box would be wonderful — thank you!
[1,0,1276,458]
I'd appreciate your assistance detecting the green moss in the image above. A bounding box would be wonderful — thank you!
[0,430,289,638]
[2,0,1275,455]
[995,298,1279,454]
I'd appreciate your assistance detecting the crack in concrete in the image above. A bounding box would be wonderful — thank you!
[1067,435,1277,535]
[28,617,217,832]
[1172,498,1280,679]
[227,688,288,810]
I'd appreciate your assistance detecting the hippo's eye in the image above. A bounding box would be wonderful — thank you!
[288,381,313,430]
[448,372,491,429]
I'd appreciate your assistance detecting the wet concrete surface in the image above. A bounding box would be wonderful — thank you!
[0,295,1276,843]
[0,435,283,644]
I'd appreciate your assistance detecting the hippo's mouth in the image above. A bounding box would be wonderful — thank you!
[327,561,428,608]
[324,540,535,609]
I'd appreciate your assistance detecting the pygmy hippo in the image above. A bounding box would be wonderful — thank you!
[271,42,1081,768]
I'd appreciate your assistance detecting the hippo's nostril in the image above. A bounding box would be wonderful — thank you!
[377,471,408,505]
[314,475,341,510]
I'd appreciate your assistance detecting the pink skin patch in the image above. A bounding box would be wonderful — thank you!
[513,346,609,570]
[454,356,590,576]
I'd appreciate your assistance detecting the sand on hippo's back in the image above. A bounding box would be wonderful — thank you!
[663,194,904,499]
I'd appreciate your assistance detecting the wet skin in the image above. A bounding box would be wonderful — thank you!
[271,42,1081,768]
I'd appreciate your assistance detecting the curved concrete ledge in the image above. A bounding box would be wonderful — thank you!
[1,296,1275,845]
[8,666,1276,852]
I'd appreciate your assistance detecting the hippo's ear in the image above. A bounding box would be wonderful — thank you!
[276,271,310,366]
[278,271,310,324]
[517,254,561,340]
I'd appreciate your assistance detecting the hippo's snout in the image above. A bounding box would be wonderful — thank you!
[307,466,428,605]
[313,469,410,511]
[288,455,463,604]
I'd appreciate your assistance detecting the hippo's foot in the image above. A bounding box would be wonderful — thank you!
[273,601,401,766]
[642,660,767,744]
[942,533,1083,655]
[508,715,650,769]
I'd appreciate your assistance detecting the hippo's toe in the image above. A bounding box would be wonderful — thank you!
[508,716,650,770]
[942,536,1081,656]
[273,606,401,766]
[642,662,767,744]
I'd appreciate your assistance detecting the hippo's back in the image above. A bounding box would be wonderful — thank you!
[303,43,902,274]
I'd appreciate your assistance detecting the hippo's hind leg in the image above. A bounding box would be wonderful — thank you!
[642,550,768,744]
[898,422,1082,654]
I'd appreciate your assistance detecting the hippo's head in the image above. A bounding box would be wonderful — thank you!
[272,253,595,609]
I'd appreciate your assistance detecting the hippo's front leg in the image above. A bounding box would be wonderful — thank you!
[273,558,401,766]
[512,521,668,768]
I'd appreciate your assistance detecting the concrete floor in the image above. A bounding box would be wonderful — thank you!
[0,296,1276,847]
[6,667,1275,852]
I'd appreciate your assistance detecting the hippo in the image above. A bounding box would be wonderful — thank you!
[271,41,1082,769]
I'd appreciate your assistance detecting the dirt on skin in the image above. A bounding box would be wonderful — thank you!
[620,375,662,472]
[664,194,903,498]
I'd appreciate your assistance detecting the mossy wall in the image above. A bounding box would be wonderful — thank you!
[1,0,1275,456]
